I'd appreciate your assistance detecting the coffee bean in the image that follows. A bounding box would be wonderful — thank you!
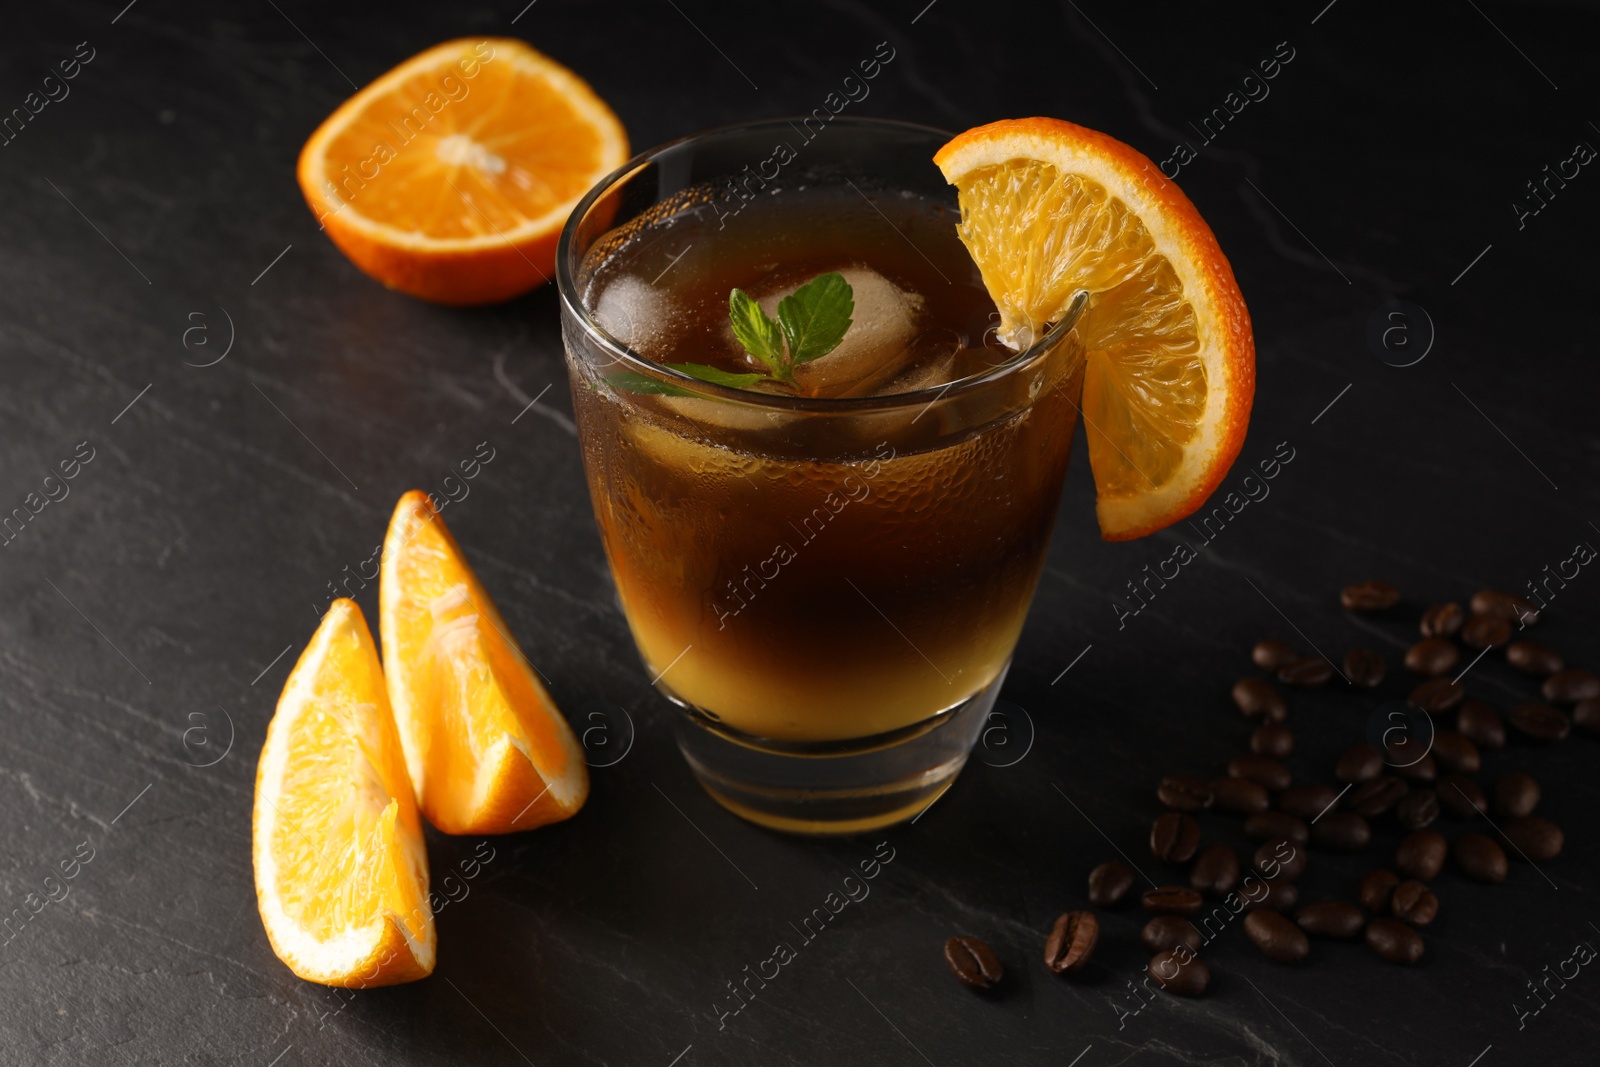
[944,936,1003,989]
[1142,886,1204,915]
[1380,737,1422,774]
[1392,750,1438,782]
[1152,812,1201,863]
[1405,638,1460,677]
[1493,773,1540,818]
[1390,880,1438,925]
[1342,580,1399,612]
[1312,812,1371,852]
[1430,730,1480,774]
[1334,743,1384,784]
[1410,677,1466,714]
[1147,949,1209,996]
[1396,789,1440,831]
[1457,701,1506,749]
[1345,647,1387,688]
[1439,773,1487,819]
[1190,844,1241,897]
[1542,669,1600,705]
[1366,918,1425,964]
[1420,602,1464,638]
[1506,639,1563,677]
[1251,722,1295,758]
[1396,831,1447,880]
[1470,589,1540,626]
[1461,613,1512,649]
[1044,911,1098,974]
[1503,816,1563,861]
[1232,677,1287,720]
[1245,811,1309,844]
[1087,860,1135,907]
[1573,698,1600,736]
[1347,775,1406,817]
[1211,776,1270,814]
[1279,783,1340,821]
[1254,839,1306,881]
[1454,833,1508,882]
[1157,773,1213,812]
[1509,702,1570,742]
[1359,869,1400,912]
[1296,901,1366,939]
[1243,879,1300,912]
[1252,639,1299,672]
[1228,754,1291,791]
[1142,915,1204,953]
[1279,657,1334,687]
[1244,909,1309,963]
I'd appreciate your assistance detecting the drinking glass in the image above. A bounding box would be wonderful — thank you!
[557,118,1085,834]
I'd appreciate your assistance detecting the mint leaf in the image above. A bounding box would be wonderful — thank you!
[728,289,786,377]
[664,363,767,388]
[777,271,853,366]
[603,370,697,397]
[605,364,764,397]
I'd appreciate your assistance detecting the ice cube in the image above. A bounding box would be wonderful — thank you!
[742,266,925,397]
[859,331,960,397]
[592,274,672,353]
[626,411,778,474]
[660,394,796,433]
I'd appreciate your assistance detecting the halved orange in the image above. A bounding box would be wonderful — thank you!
[252,599,435,987]
[298,38,628,305]
[379,491,588,835]
[935,118,1254,541]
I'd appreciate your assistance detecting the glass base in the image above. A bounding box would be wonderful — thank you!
[672,666,1007,835]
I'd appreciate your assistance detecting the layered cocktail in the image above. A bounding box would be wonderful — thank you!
[559,121,1086,832]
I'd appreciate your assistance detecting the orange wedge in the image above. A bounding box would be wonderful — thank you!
[935,118,1254,541]
[380,490,588,835]
[298,38,628,305]
[252,599,435,987]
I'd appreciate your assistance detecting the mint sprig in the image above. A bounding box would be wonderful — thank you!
[733,271,854,386]
[605,272,854,396]
[776,271,853,367]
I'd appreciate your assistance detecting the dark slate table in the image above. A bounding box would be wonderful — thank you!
[2,1,1597,1064]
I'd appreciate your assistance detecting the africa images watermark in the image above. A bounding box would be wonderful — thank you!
[0,839,96,951]
[1158,40,1297,179]
[709,441,896,630]
[2,440,96,549]
[309,840,498,1028]
[1112,440,1297,630]
[1,40,95,148]
[1511,131,1594,231]
[1110,839,1298,1030]
[1511,928,1596,1032]
[1515,530,1596,622]
[711,40,897,230]
[309,40,498,232]
[310,440,496,616]
[709,840,897,1031]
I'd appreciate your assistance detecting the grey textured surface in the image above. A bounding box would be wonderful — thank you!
[1,1,1597,1064]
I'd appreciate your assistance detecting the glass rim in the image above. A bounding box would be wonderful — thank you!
[555,116,1081,414]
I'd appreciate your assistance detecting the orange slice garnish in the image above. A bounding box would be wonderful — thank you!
[379,491,588,835]
[252,599,434,987]
[935,117,1254,540]
[298,38,628,305]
